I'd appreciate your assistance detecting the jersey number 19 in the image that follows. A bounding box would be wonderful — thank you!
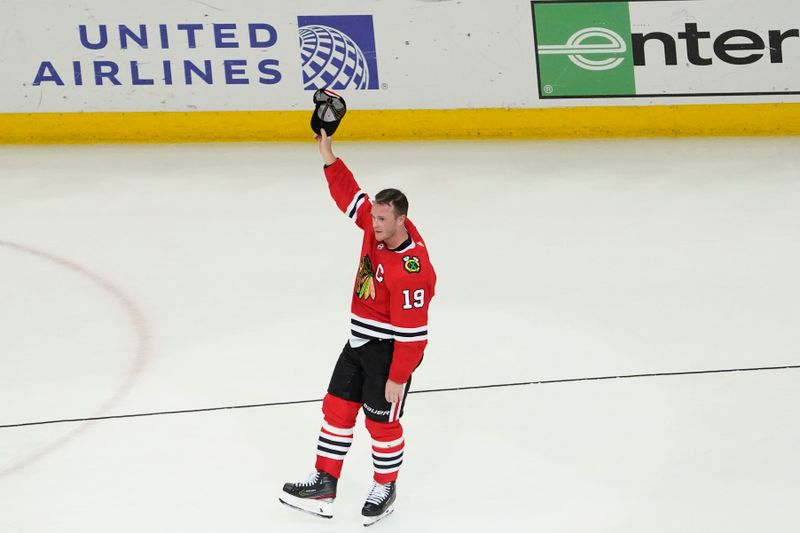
[402,289,425,310]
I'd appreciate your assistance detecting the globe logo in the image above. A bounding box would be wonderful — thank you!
[299,24,371,90]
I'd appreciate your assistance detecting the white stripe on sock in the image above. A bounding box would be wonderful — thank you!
[316,450,348,461]
[322,421,354,436]
[372,436,405,449]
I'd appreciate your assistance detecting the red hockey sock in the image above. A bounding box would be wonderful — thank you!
[315,394,360,479]
[365,418,404,484]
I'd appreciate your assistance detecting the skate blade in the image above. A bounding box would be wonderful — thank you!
[362,505,394,527]
[278,492,334,519]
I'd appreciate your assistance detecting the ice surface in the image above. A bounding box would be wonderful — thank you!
[1,138,798,532]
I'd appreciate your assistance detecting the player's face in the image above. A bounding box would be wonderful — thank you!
[371,203,405,243]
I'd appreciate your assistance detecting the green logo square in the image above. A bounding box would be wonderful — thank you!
[532,1,636,97]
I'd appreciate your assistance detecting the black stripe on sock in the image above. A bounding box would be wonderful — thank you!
[372,453,403,463]
[319,436,352,448]
[317,445,348,456]
[374,461,403,470]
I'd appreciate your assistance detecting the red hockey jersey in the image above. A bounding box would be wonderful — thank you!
[325,158,436,384]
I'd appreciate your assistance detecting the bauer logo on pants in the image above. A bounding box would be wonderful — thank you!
[297,15,380,91]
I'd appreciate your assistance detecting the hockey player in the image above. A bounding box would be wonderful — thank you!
[279,129,436,526]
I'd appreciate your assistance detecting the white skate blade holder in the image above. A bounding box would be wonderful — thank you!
[278,491,334,519]
[362,504,395,527]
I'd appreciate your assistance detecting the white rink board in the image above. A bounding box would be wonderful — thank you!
[1,0,800,114]
[628,0,800,94]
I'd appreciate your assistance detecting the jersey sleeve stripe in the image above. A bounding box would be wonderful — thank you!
[351,328,393,341]
[351,318,394,336]
[393,329,427,338]
[351,314,428,343]
[351,330,374,341]
[351,314,427,334]
[347,191,367,219]
[394,334,427,343]
[392,324,428,334]
[351,314,392,330]
[350,329,394,341]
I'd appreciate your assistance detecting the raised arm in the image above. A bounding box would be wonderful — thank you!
[318,129,372,230]
[315,128,337,166]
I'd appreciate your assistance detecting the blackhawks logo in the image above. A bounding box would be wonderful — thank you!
[403,255,421,274]
[356,255,376,300]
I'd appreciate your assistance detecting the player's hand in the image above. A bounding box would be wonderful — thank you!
[385,379,405,404]
[315,128,337,165]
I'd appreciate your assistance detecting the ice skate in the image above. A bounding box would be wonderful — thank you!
[279,470,337,519]
[361,480,396,527]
